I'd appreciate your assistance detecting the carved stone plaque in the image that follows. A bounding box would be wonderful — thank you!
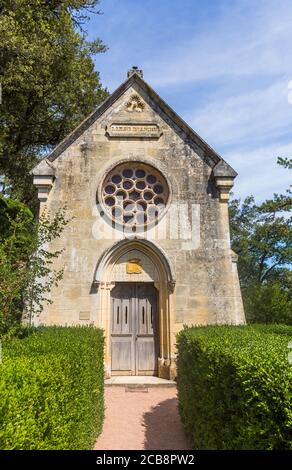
[125,94,145,112]
[106,123,161,138]
[79,311,90,320]
[126,259,143,274]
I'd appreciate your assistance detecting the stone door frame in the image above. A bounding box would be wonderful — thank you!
[94,238,176,379]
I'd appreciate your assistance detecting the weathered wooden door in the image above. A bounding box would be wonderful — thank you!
[111,283,158,375]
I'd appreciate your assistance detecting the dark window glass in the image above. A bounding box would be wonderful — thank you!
[122,169,133,178]
[105,185,115,194]
[112,174,122,184]
[123,214,134,223]
[147,175,156,184]
[154,197,164,206]
[136,169,145,178]
[129,191,140,201]
[116,190,127,200]
[153,184,163,194]
[136,180,146,190]
[105,197,115,206]
[123,180,133,190]
[144,191,153,201]
[123,201,135,212]
[136,201,147,211]
[112,207,122,218]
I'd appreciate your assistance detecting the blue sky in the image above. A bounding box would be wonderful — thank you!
[87,0,292,201]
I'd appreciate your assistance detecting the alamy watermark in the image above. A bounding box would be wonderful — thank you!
[91,201,202,250]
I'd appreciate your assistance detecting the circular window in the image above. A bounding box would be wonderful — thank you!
[100,162,169,227]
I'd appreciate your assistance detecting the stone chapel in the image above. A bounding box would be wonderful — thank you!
[32,67,245,379]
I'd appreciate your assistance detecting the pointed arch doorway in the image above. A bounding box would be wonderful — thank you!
[94,239,176,379]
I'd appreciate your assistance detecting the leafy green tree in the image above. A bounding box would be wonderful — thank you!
[0,0,108,207]
[229,158,292,324]
[0,197,34,334]
[243,280,292,325]
[0,196,68,337]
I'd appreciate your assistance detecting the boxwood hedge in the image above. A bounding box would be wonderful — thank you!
[177,324,292,450]
[0,326,104,450]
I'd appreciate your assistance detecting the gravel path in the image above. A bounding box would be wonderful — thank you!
[94,386,191,450]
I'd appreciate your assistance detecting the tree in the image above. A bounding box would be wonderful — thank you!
[0,0,108,207]
[229,158,292,324]
[0,195,68,337]
[243,280,292,325]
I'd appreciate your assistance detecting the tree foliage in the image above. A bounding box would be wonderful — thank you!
[229,158,292,324]
[0,0,108,206]
[0,196,68,337]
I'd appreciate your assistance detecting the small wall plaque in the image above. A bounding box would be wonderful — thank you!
[126,259,143,274]
[79,311,90,320]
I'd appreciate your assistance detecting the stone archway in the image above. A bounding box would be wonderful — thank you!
[94,238,176,379]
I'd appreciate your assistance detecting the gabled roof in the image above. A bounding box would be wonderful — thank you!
[33,71,237,176]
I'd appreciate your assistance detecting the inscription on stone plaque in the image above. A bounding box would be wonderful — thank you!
[106,123,161,138]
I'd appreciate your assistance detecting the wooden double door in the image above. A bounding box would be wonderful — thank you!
[111,283,159,375]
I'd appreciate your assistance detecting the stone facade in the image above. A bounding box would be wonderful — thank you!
[32,68,245,379]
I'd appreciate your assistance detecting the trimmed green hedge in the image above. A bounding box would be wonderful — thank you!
[177,324,292,450]
[0,327,104,450]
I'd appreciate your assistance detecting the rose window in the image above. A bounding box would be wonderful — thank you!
[101,162,169,227]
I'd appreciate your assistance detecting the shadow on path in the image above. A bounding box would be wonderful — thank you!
[143,397,191,450]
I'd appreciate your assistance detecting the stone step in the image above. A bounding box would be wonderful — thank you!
[105,376,176,388]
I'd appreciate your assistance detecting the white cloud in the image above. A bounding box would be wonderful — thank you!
[189,79,292,148]
[226,141,292,201]
[146,0,292,88]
